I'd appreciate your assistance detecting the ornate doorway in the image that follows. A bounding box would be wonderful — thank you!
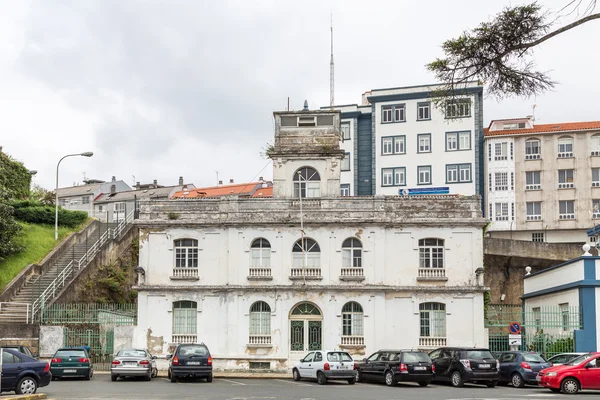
[289,302,322,365]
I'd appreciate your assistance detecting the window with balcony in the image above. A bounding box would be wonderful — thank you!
[341,238,363,280]
[495,203,509,221]
[593,199,600,219]
[418,239,445,279]
[342,302,364,345]
[291,238,321,279]
[249,238,271,279]
[525,171,541,190]
[341,123,351,141]
[172,239,199,279]
[249,301,271,346]
[525,139,541,160]
[558,169,575,189]
[559,200,575,220]
[494,142,508,160]
[526,202,542,221]
[172,301,197,344]
[419,303,446,347]
[592,134,600,156]
[494,172,508,191]
[558,137,574,158]
[593,168,600,187]
[293,167,320,198]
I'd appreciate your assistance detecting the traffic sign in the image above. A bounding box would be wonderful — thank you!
[508,334,522,346]
[508,322,521,334]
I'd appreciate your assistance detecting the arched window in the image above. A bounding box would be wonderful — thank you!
[292,238,321,268]
[250,238,271,268]
[293,167,321,198]
[419,238,444,269]
[249,301,271,339]
[291,302,321,316]
[342,238,362,268]
[525,138,541,159]
[174,239,198,268]
[342,302,364,337]
[172,301,197,341]
[419,303,446,338]
[557,136,573,156]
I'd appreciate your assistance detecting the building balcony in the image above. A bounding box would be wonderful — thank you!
[340,335,365,347]
[559,213,576,220]
[247,268,273,281]
[419,337,447,348]
[172,334,197,344]
[558,183,575,189]
[525,184,541,190]
[170,268,199,281]
[289,268,322,280]
[526,215,542,221]
[525,154,541,160]
[592,150,600,157]
[339,267,365,281]
[593,182,600,187]
[558,152,573,158]
[248,335,272,347]
[417,268,448,282]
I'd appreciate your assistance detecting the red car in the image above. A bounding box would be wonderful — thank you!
[537,353,600,394]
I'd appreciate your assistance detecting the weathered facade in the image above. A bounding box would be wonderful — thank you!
[132,107,489,371]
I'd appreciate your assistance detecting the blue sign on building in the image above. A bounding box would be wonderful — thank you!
[399,187,450,196]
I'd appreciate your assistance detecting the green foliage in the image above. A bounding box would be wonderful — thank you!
[29,184,54,205]
[484,290,491,321]
[0,148,31,199]
[11,201,88,228]
[167,212,180,220]
[528,333,575,357]
[0,190,23,263]
[0,222,74,291]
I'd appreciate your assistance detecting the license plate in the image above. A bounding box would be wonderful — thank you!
[414,366,426,371]
[187,361,200,365]
[478,364,490,369]
[64,369,77,373]
[124,362,137,366]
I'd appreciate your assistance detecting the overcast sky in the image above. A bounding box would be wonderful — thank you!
[1,0,599,190]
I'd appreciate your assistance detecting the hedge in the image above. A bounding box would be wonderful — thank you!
[12,205,88,228]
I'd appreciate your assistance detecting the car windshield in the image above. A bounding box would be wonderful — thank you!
[465,350,494,359]
[523,354,546,363]
[327,352,352,362]
[179,345,208,357]
[566,354,593,366]
[55,349,87,358]
[403,352,431,363]
[118,349,147,357]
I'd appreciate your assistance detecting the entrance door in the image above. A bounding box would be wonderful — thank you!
[289,303,322,366]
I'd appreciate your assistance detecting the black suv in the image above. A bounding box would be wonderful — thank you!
[354,349,434,387]
[167,343,213,383]
[429,347,499,387]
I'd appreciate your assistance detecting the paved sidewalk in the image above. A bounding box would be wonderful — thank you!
[94,370,290,379]
[0,394,47,400]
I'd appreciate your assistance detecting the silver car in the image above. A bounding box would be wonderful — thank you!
[111,348,157,381]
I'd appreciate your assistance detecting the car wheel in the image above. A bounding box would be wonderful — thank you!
[385,370,395,386]
[561,378,580,394]
[348,377,356,385]
[419,382,429,387]
[486,380,497,388]
[84,371,91,381]
[169,369,177,383]
[51,376,57,381]
[111,375,117,382]
[151,368,158,378]
[317,371,327,385]
[511,373,524,388]
[207,374,213,383]
[292,368,301,381]
[16,376,37,395]
[451,371,464,388]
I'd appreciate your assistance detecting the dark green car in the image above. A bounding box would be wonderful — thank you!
[50,347,93,380]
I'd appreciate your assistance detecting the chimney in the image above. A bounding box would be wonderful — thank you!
[229,179,234,184]
[218,180,223,185]
[110,184,116,194]
[135,181,140,189]
[361,91,372,106]
[112,176,116,182]
[179,176,184,185]
[259,176,264,182]
[153,179,157,188]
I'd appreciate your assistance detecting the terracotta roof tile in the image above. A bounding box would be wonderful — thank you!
[485,121,600,137]
[173,182,266,198]
[251,187,273,198]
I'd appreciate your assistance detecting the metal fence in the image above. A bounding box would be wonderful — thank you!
[63,327,115,371]
[42,303,137,325]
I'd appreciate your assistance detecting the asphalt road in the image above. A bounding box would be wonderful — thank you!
[37,375,600,400]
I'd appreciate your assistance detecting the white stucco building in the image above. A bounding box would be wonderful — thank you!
[132,106,488,371]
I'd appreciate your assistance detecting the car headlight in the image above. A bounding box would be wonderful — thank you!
[546,372,557,377]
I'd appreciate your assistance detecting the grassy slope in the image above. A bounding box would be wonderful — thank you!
[0,222,77,292]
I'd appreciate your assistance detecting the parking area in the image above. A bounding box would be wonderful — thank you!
[36,375,600,400]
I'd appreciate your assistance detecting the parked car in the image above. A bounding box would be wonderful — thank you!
[111,348,158,381]
[537,352,600,394]
[292,350,357,385]
[1,345,37,359]
[0,348,51,395]
[546,352,588,366]
[496,351,551,387]
[354,349,433,387]
[167,343,213,383]
[429,347,499,387]
[50,347,93,380]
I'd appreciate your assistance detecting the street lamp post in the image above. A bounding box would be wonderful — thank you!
[55,152,94,240]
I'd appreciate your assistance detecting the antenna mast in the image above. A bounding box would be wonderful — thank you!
[329,13,334,109]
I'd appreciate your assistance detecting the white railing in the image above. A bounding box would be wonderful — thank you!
[172,334,197,344]
[525,153,541,160]
[340,268,364,277]
[0,302,30,322]
[30,211,134,322]
[559,213,576,220]
[558,152,573,158]
[418,268,446,278]
[248,335,272,345]
[172,268,199,278]
[248,268,272,278]
[291,199,321,208]
[290,268,322,278]
[341,336,364,346]
[558,183,575,189]
[419,337,447,347]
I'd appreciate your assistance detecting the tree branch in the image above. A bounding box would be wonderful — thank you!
[513,12,600,50]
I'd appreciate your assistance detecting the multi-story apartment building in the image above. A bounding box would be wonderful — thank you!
[130,106,488,371]
[325,82,485,204]
[485,118,600,243]
[55,176,130,215]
